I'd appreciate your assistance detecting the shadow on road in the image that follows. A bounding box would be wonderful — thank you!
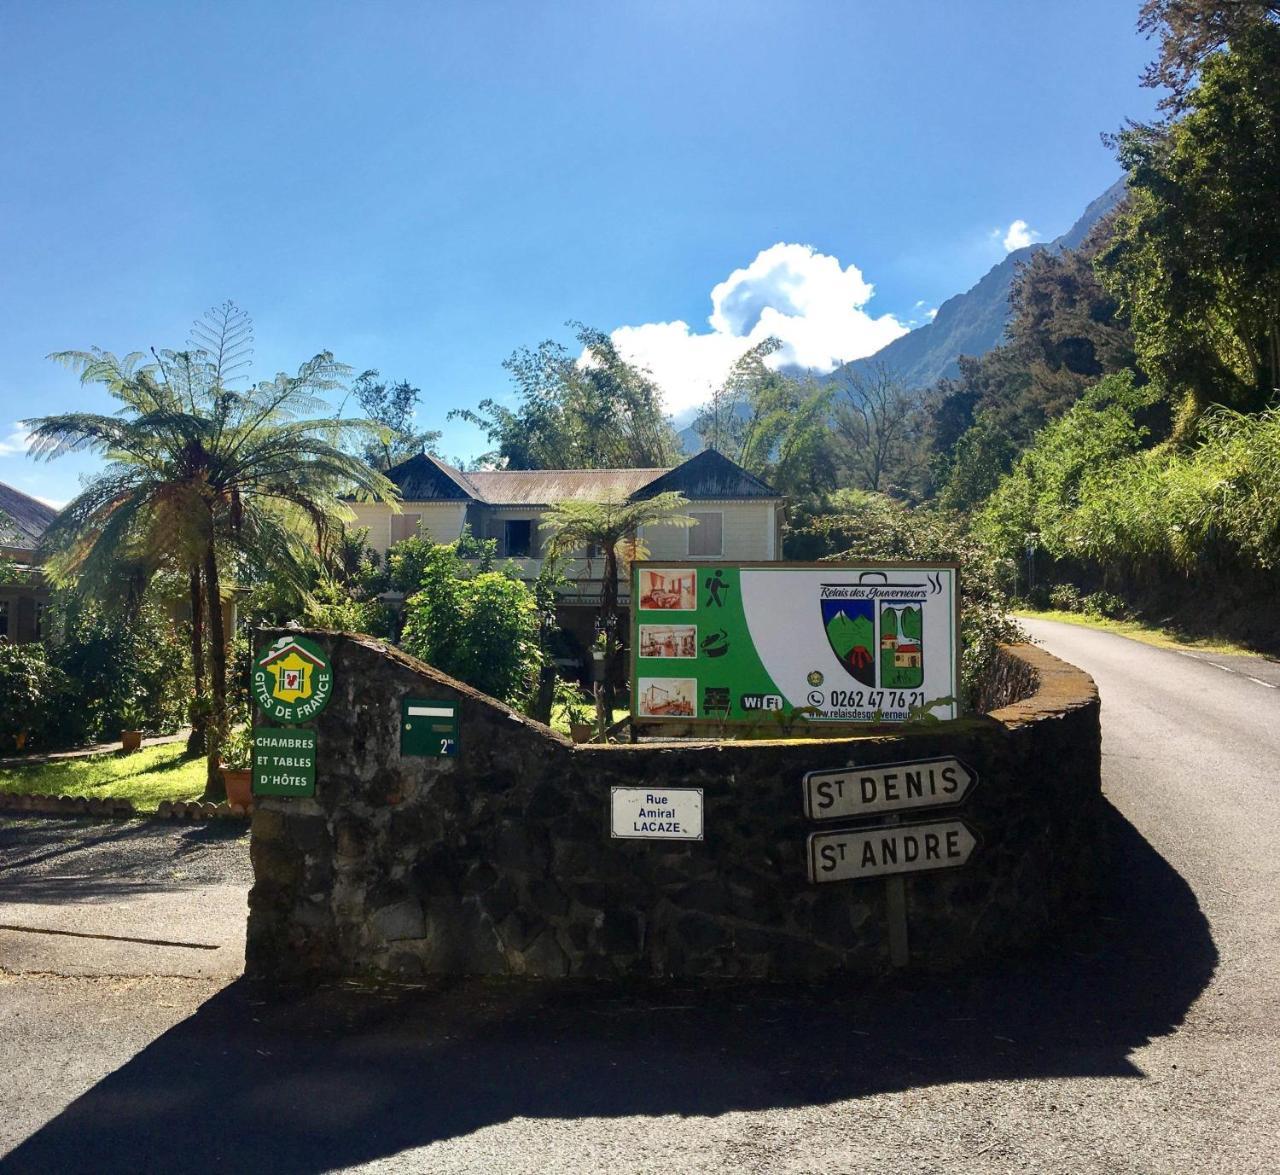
[3,802,1217,1174]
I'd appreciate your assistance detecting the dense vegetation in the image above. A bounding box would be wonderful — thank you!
[5,0,1273,759]
[799,1,1280,652]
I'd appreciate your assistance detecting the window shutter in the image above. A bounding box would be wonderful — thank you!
[391,513,422,543]
[688,512,723,557]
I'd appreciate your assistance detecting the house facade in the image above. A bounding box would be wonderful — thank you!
[346,449,784,657]
[348,447,784,588]
[0,482,56,645]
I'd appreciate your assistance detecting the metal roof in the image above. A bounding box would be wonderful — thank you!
[461,468,670,506]
[382,454,478,501]
[383,449,781,507]
[630,448,780,500]
[0,482,57,550]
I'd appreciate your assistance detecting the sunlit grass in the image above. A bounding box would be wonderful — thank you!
[1014,609,1262,657]
[0,742,207,811]
[548,704,629,736]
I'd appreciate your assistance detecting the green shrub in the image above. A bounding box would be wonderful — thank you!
[1048,584,1083,612]
[1081,591,1129,620]
[0,643,68,750]
[42,595,188,744]
[302,578,393,636]
[398,542,542,705]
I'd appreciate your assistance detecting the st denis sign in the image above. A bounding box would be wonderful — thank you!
[253,635,334,725]
[610,787,704,841]
[807,820,977,883]
[803,756,977,820]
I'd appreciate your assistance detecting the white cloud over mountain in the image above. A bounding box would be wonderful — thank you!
[607,243,909,416]
[1001,219,1039,251]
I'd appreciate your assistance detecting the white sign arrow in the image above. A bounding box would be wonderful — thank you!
[807,819,978,883]
[803,756,977,821]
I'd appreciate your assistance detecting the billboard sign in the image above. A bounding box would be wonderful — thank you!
[631,561,958,726]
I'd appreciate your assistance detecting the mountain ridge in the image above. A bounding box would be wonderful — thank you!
[830,177,1127,391]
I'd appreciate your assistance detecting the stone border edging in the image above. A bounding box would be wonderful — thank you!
[0,791,251,822]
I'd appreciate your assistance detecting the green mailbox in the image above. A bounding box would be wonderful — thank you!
[401,698,459,757]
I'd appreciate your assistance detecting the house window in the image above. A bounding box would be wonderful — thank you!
[0,600,8,637]
[504,519,534,557]
[34,601,45,639]
[688,511,723,557]
[390,513,422,543]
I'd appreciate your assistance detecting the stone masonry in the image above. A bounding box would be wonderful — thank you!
[246,631,1102,984]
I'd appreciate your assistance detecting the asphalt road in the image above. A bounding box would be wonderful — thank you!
[3,620,1279,1173]
[0,816,249,978]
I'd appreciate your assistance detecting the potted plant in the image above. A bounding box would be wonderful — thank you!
[119,697,146,753]
[220,723,254,810]
[589,630,608,681]
[556,679,595,744]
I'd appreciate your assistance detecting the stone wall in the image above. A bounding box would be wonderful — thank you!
[246,631,1102,984]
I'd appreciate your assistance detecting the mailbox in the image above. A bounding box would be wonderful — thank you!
[401,698,459,757]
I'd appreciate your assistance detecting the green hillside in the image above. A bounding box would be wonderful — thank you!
[901,606,922,640]
[826,609,873,659]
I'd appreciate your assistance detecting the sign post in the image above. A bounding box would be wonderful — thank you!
[882,814,910,968]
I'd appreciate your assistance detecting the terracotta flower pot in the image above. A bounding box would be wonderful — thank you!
[570,722,594,744]
[121,730,143,753]
[221,768,253,811]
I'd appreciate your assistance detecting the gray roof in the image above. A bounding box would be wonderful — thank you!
[382,454,478,501]
[461,468,669,506]
[382,449,780,507]
[0,481,57,550]
[631,448,779,500]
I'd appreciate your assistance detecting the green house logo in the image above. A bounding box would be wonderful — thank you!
[252,635,334,724]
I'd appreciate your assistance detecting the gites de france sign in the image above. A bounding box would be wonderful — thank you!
[253,635,334,725]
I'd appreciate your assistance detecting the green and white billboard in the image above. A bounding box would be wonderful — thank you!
[630,561,959,727]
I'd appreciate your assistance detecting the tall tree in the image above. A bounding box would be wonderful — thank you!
[540,492,694,718]
[923,219,1138,503]
[1137,0,1280,111]
[833,362,926,493]
[348,371,441,470]
[450,322,682,469]
[1100,18,1280,429]
[30,304,395,794]
[693,339,837,496]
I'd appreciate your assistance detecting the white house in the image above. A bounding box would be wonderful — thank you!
[346,448,784,651]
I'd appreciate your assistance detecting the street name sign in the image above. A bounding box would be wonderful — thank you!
[803,756,977,820]
[610,787,704,841]
[807,819,977,883]
[252,728,317,797]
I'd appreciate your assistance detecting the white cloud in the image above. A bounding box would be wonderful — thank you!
[606,243,910,416]
[0,422,31,457]
[1001,219,1040,252]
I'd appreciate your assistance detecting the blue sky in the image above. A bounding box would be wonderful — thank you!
[0,0,1160,504]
